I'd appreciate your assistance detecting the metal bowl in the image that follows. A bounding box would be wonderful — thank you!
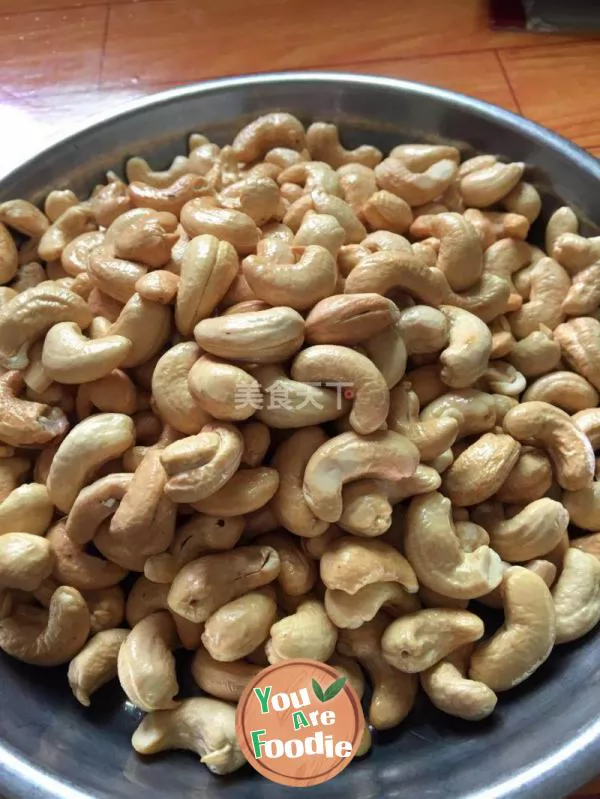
[1,72,599,799]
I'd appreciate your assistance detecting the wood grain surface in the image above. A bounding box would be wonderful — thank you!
[0,0,599,794]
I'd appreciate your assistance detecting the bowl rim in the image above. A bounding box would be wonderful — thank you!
[3,70,599,184]
[1,70,600,799]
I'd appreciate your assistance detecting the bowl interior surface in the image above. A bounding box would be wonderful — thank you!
[1,73,599,799]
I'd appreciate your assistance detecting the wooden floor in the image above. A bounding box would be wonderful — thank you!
[0,0,599,794]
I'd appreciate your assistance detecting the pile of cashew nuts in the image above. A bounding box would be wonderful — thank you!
[1,111,600,775]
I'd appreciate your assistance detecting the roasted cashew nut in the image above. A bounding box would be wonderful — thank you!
[0,586,90,666]
[132,697,245,775]
[503,401,595,491]
[469,566,556,691]
[68,628,128,706]
[118,611,179,711]
[552,548,600,644]
[291,345,390,436]
[381,609,484,673]
[303,430,419,522]
[404,492,503,599]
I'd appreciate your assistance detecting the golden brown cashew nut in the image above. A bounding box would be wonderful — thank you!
[152,343,210,434]
[132,697,245,775]
[388,382,458,461]
[552,548,600,644]
[191,467,279,517]
[337,614,418,730]
[480,498,568,562]
[135,269,180,304]
[303,430,419,523]
[344,249,449,306]
[191,650,261,702]
[459,162,524,207]
[108,293,172,368]
[160,423,243,504]
[38,205,94,262]
[305,122,381,168]
[243,244,337,311]
[41,322,131,384]
[125,154,191,188]
[382,609,484,673]
[362,190,413,234]
[335,163,376,214]
[551,233,600,273]
[0,585,90,666]
[128,174,210,214]
[87,247,147,303]
[118,611,179,712]
[494,449,553,504]
[420,388,496,439]
[563,483,600,531]
[338,467,441,537]
[44,189,78,223]
[508,257,570,339]
[194,306,304,364]
[375,157,458,206]
[523,371,599,412]
[503,401,595,491]
[188,355,260,422]
[256,531,317,596]
[167,545,280,623]
[361,322,408,389]
[420,643,498,722]
[291,345,389,436]
[396,305,448,355]
[390,143,460,170]
[0,222,19,284]
[64,473,133,545]
[201,589,277,661]
[442,432,521,506]
[68,628,128,706]
[108,449,174,551]
[84,585,125,633]
[61,231,105,277]
[325,582,420,629]
[501,181,542,223]
[253,364,348,428]
[438,306,492,388]
[47,414,135,513]
[266,599,337,663]
[320,536,417,594]
[0,372,68,447]
[554,317,600,392]
[180,203,260,255]
[469,566,555,691]
[270,427,329,538]
[48,519,127,590]
[507,326,561,378]
[410,213,482,291]
[0,533,54,590]
[0,283,92,370]
[405,492,503,599]
[233,113,305,162]
[175,234,238,335]
[0,483,53,536]
[144,514,244,584]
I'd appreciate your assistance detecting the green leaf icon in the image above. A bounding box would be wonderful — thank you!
[323,675,347,701]
[312,678,325,702]
[312,675,347,702]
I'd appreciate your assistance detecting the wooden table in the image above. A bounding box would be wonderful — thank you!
[0,0,599,794]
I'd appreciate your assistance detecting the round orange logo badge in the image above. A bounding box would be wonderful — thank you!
[236,659,364,787]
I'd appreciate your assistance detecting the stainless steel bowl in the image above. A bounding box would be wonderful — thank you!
[1,72,599,799]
